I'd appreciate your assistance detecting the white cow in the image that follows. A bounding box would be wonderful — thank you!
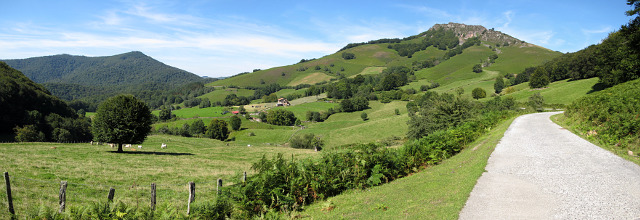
[109,143,114,148]
[125,144,131,148]
[138,145,142,149]
[161,143,167,149]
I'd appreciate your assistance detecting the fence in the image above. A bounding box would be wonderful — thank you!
[2,171,247,216]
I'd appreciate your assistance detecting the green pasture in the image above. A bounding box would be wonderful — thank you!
[0,135,317,218]
[197,88,254,103]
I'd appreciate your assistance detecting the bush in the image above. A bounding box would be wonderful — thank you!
[528,92,545,112]
[472,87,487,100]
[290,133,324,150]
[472,64,483,73]
[341,52,356,60]
[361,112,368,121]
[14,125,46,142]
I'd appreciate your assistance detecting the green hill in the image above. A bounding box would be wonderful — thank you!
[2,51,207,101]
[0,61,78,136]
[207,23,560,91]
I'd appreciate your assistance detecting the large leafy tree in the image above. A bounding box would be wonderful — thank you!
[266,109,297,126]
[206,119,229,141]
[230,115,242,131]
[92,94,152,152]
[494,77,505,94]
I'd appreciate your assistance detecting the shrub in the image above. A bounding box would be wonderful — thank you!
[14,125,46,142]
[472,64,483,73]
[341,52,356,60]
[361,112,368,121]
[528,92,545,112]
[472,87,487,100]
[290,133,324,149]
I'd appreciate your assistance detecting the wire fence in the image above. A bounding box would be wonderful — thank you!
[1,171,245,217]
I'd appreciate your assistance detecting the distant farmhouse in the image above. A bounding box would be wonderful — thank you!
[277,98,290,107]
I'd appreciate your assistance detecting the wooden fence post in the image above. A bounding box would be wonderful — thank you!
[243,171,247,184]
[150,183,156,210]
[217,179,222,194]
[59,181,67,213]
[187,182,195,215]
[4,172,14,215]
[107,187,115,202]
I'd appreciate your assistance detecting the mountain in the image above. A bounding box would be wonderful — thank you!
[0,61,77,134]
[2,51,205,101]
[209,23,560,89]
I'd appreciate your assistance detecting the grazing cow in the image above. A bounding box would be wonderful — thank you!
[109,143,114,148]
[138,145,142,149]
[125,144,131,148]
[161,143,167,149]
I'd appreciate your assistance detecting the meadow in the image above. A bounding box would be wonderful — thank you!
[0,135,317,218]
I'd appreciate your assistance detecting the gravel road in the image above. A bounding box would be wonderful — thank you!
[459,112,640,219]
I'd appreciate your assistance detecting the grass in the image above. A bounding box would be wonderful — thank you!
[502,78,599,105]
[485,46,561,75]
[287,72,334,86]
[152,106,230,118]
[197,88,254,103]
[297,114,517,219]
[0,135,317,218]
[551,114,640,167]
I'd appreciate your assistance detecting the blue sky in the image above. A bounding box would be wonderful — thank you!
[0,0,634,78]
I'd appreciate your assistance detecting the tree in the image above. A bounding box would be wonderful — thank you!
[494,77,505,94]
[472,64,483,73]
[14,125,46,142]
[238,105,248,115]
[528,92,545,112]
[472,88,487,100]
[159,107,172,121]
[361,112,368,121]
[206,119,229,141]
[190,119,206,136]
[199,98,211,108]
[266,109,297,126]
[230,115,242,131]
[529,68,550,88]
[342,52,356,60]
[290,133,324,150]
[92,95,152,152]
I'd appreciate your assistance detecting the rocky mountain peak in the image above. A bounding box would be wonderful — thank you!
[429,22,532,47]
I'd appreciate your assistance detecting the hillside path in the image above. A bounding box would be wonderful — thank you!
[459,112,640,219]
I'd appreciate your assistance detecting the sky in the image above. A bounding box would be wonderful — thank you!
[0,0,634,78]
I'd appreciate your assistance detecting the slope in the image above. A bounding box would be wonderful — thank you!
[2,51,205,100]
[0,61,77,134]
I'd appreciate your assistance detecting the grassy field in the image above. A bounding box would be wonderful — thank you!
[287,72,334,86]
[152,106,230,118]
[197,88,254,103]
[502,78,599,105]
[297,114,517,219]
[485,46,561,75]
[0,135,317,218]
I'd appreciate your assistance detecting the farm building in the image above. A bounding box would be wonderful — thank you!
[277,98,290,107]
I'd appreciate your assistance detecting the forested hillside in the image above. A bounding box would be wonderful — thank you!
[2,51,212,108]
[514,3,639,89]
[0,62,91,141]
